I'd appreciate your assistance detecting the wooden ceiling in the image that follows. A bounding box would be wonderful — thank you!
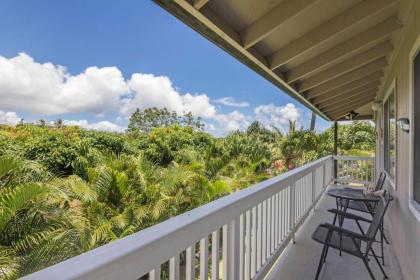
[154,0,408,120]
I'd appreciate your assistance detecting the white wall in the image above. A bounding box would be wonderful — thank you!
[376,1,420,279]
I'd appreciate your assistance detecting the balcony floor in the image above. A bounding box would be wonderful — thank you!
[266,188,404,280]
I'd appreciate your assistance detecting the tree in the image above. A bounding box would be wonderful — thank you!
[38,119,46,127]
[127,107,204,133]
[54,119,63,128]
[288,120,296,133]
[246,121,277,143]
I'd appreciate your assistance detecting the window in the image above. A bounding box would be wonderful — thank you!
[384,89,396,180]
[413,49,420,204]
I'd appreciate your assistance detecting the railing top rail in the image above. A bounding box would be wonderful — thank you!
[23,156,333,280]
[333,155,374,161]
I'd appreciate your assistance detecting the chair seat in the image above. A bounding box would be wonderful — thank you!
[339,199,370,213]
[312,226,363,257]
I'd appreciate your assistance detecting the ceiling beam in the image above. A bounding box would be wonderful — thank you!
[298,42,393,92]
[314,81,380,106]
[326,94,377,114]
[268,0,397,70]
[192,0,209,10]
[154,0,331,120]
[325,95,376,115]
[303,58,387,97]
[319,90,377,110]
[330,103,375,119]
[286,17,402,83]
[240,0,317,49]
[320,93,376,114]
[337,115,373,121]
[306,71,383,100]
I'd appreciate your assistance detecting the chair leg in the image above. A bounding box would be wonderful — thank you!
[332,213,338,225]
[380,229,385,265]
[323,245,330,264]
[379,219,390,245]
[370,248,389,279]
[315,244,328,280]
[362,257,376,280]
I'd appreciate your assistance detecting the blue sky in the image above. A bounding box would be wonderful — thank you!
[0,0,330,134]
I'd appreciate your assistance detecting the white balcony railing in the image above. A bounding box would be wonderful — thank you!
[23,156,334,280]
[334,156,375,185]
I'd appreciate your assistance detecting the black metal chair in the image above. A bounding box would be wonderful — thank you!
[312,192,392,280]
[336,172,389,264]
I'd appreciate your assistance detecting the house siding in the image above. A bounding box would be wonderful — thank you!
[376,1,420,279]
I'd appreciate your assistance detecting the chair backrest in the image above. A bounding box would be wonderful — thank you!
[365,191,392,251]
[374,172,387,191]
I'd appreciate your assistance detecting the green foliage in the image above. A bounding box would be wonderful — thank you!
[323,121,376,156]
[0,115,375,278]
[127,107,204,133]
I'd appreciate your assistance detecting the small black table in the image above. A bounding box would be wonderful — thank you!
[328,186,379,205]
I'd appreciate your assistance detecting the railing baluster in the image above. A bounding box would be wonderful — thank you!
[211,230,219,280]
[286,188,289,236]
[290,183,295,243]
[200,237,209,280]
[169,255,179,280]
[281,189,287,241]
[267,198,270,258]
[186,244,195,280]
[256,203,262,271]
[274,193,280,248]
[244,210,251,280]
[150,266,161,280]
[262,200,267,264]
[223,218,240,280]
[251,207,257,277]
[239,214,244,280]
[271,195,275,253]
[312,171,315,204]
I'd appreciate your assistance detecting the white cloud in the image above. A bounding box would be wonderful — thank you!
[254,103,301,133]
[213,97,249,108]
[121,73,217,119]
[214,111,250,132]
[0,111,21,126]
[0,53,305,136]
[0,53,128,115]
[64,120,124,132]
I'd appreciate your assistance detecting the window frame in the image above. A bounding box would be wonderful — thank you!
[409,35,420,222]
[383,80,396,187]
